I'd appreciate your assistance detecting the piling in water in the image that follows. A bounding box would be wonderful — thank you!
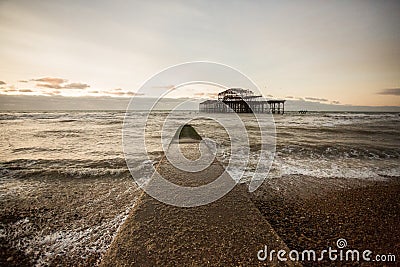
[174,124,202,141]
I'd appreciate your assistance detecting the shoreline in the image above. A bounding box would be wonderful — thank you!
[1,173,398,265]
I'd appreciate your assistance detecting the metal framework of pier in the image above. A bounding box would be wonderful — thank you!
[199,88,285,114]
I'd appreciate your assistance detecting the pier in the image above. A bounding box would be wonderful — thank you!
[199,88,285,114]
[267,100,285,114]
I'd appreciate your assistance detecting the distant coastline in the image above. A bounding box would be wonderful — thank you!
[1,95,400,112]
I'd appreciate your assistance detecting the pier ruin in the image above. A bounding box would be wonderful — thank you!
[199,88,285,114]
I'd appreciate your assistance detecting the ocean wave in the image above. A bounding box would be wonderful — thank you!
[271,158,400,180]
[276,144,400,159]
[12,147,65,153]
[0,158,130,179]
[227,157,400,183]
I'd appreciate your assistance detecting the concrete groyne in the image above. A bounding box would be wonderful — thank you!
[101,125,299,266]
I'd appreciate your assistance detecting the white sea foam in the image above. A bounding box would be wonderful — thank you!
[6,207,133,266]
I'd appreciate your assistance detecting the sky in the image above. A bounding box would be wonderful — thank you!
[0,0,399,107]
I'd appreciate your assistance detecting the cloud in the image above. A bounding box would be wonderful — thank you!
[43,90,61,96]
[33,77,90,90]
[105,89,144,97]
[105,91,126,96]
[37,83,62,89]
[152,85,176,90]
[4,77,143,98]
[194,92,219,99]
[34,77,66,89]
[285,96,294,99]
[377,88,400,96]
[126,92,143,96]
[33,77,66,84]
[266,94,273,97]
[0,88,17,94]
[331,100,341,104]
[33,77,67,85]
[305,97,329,102]
[206,92,218,98]
[0,85,16,91]
[63,83,90,89]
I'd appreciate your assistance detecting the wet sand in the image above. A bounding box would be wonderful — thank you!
[252,176,400,266]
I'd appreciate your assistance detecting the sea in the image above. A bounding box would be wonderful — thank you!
[0,111,399,265]
[1,111,399,181]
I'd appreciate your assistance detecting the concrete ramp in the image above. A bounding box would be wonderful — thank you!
[101,125,299,266]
